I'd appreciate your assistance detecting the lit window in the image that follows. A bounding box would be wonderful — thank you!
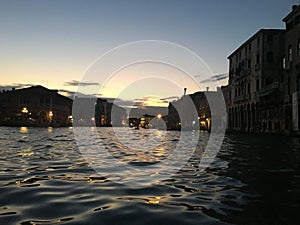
[282,57,286,69]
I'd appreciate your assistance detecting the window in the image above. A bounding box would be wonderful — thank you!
[256,79,260,91]
[267,34,273,45]
[257,37,260,47]
[287,77,291,94]
[20,96,29,105]
[256,53,260,64]
[248,59,251,69]
[297,74,300,91]
[267,52,273,63]
[265,78,273,86]
[288,45,293,62]
[287,22,294,32]
[249,43,251,51]
[248,83,251,94]
[297,39,300,56]
[282,57,286,69]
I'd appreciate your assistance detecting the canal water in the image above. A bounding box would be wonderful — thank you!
[0,127,299,225]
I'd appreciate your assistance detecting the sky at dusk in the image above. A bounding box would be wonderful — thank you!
[0,0,299,107]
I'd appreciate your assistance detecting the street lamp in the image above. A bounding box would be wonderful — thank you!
[49,111,53,124]
[157,114,162,119]
[21,107,28,114]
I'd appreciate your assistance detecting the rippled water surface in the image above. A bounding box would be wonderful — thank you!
[1,127,300,225]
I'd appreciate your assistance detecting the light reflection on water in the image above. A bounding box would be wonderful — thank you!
[0,127,300,225]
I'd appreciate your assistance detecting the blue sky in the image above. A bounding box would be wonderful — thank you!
[0,0,298,103]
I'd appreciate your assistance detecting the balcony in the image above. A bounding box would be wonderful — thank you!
[257,82,279,97]
[233,94,252,104]
[240,68,251,77]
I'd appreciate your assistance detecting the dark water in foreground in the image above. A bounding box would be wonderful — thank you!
[0,127,300,225]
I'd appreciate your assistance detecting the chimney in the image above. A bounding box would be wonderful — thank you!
[292,5,298,11]
[183,88,187,95]
[206,87,209,91]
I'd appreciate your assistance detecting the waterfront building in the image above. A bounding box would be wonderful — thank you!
[128,117,139,128]
[139,114,155,129]
[168,90,211,131]
[73,97,127,127]
[227,29,285,133]
[95,99,127,127]
[167,88,227,131]
[281,5,300,133]
[0,85,72,126]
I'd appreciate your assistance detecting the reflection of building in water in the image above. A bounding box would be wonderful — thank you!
[73,97,127,127]
[0,85,72,126]
[167,88,228,131]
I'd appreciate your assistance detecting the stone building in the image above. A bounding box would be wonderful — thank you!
[0,85,72,126]
[227,29,285,133]
[281,5,300,133]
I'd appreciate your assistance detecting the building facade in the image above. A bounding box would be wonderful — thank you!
[227,29,285,133]
[0,86,72,126]
[281,5,300,133]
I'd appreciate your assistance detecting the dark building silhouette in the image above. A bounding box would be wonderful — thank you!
[167,88,228,131]
[168,91,210,131]
[72,97,127,127]
[0,85,72,126]
[128,117,140,127]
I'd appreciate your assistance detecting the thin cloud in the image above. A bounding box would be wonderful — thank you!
[64,80,100,86]
[160,96,179,101]
[0,83,38,92]
[200,73,228,84]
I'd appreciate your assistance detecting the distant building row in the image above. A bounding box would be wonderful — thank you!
[0,85,126,127]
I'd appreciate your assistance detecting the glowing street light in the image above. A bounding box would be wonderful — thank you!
[49,111,53,124]
[21,107,28,114]
[157,114,162,119]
